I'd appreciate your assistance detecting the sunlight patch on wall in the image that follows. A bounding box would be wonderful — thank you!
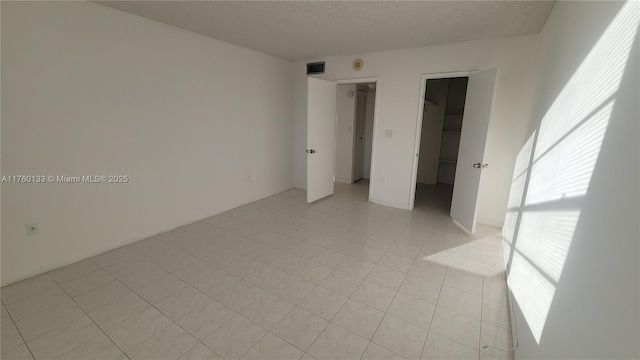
[503,132,535,261]
[507,172,527,210]
[508,251,556,343]
[526,102,614,205]
[505,1,639,345]
[534,2,639,160]
[512,132,536,181]
[516,210,580,282]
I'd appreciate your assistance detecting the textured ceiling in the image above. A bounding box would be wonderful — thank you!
[96,1,555,61]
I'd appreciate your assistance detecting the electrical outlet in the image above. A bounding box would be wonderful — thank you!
[25,223,39,236]
[384,129,393,138]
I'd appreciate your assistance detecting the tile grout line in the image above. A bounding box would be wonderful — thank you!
[1,298,38,360]
[364,203,441,358]
[91,255,236,360]
[182,215,329,359]
[285,232,381,358]
[417,251,446,359]
[322,203,437,359]
[49,274,133,360]
[374,210,441,360]
[287,269,330,356]
[4,184,504,360]
[67,254,223,360]
[429,232,501,359]
[271,233,383,357]
[341,224,428,359]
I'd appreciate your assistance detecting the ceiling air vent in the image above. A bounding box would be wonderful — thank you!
[307,62,325,75]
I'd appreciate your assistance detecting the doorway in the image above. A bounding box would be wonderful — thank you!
[306,77,379,203]
[409,68,498,232]
[415,77,468,208]
[334,82,376,199]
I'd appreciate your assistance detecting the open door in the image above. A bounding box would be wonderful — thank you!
[307,77,337,203]
[450,67,498,232]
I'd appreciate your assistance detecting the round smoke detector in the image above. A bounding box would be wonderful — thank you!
[352,58,363,71]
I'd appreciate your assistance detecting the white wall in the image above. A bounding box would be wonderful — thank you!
[292,35,540,219]
[1,2,293,286]
[292,64,309,190]
[334,84,356,183]
[505,1,639,358]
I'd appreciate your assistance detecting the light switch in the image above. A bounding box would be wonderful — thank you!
[385,129,393,138]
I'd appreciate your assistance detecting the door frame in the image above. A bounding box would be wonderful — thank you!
[352,88,367,182]
[409,71,473,210]
[335,77,379,203]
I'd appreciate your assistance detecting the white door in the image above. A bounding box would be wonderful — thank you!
[352,90,367,181]
[450,67,498,232]
[307,77,337,203]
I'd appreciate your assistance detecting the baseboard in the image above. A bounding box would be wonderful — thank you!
[477,218,505,228]
[370,198,410,210]
[1,186,295,287]
[1,234,151,287]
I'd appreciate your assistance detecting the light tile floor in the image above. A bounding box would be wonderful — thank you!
[1,181,513,360]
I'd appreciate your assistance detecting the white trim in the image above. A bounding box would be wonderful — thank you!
[477,218,505,228]
[0,187,292,287]
[0,220,180,286]
[408,70,473,210]
[370,198,410,210]
[332,77,380,204]
[351,90,364,182]
[336,77,379,84]
[367,82,380,205]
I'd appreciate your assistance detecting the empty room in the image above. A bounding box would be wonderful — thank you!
[1,1,638,360]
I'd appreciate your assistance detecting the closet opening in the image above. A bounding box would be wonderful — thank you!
[414,77,469,209]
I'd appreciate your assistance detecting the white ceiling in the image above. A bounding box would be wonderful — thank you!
[96,1,556,61]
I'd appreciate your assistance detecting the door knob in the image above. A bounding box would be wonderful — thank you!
[473,163,488,168]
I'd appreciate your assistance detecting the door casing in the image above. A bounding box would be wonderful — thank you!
[409,71,473,210]
[335,77,380,203]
